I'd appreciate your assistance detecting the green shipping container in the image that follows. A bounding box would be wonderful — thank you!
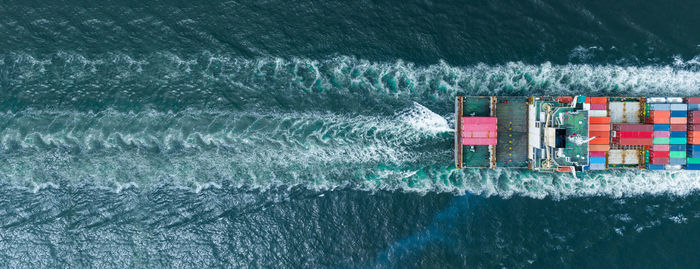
[577,96,587,103]
[687,158,700,164]
[670,151,686,158]
[653,137,670,144]
[669,137,687,144]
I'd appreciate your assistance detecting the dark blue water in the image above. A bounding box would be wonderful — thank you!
[0,0,699,267]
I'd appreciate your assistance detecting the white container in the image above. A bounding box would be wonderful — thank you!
[588,110,607,117]
[670,104,688,111]
[667,97,683,103]
[651,104,671,110]
[589,163,606,170]
[665,164,682,170]
[583,103,591,110]
[647,97,667,103]
[608,150,624,164]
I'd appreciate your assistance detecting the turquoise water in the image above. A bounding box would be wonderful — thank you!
[0,0,699,267]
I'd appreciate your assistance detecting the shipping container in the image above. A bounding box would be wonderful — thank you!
[589,151,606,157]
[462,117,498,125]
[589,156,606,164]
[652,144,670,151]
[687,158,700,164]
[670,151,686,158]
[589,124,611,131]
[647,97,667,103]
[665,164,683,170]
[688,104,700,110]
[667,97,684,103]
[690,111,700,118]
[650,110,671,119]
[689,125,700,131]
[618,131,652,138]
[650,151,670,158]
[461,137,498,145]
[670,144,686,151]
[650,157,670,165]
[670,131,687,138]
[589,163,606,170]
[577,96,587,103]
[651,104,671,110]
[669,137,687,144]
[670,110,688,117]
[669,124,687,131]
[583,103,591,110]
[653,131,670,138]
[652,124,670,131]
[685,164,700,170]
[688,151,700,158]
[670,117,687,124]
[589,137,610,145]
[614,124,653,132]
[588,110,607,117]
[653,137,670,144]
[686,97,700,104]
[688,145,700,151]
[670,104,688,111]
[589,117,611,124]
[589,131,611,138]
[589,103,606,110]
[588,144,611,151]
[646,164,666,170]
[613,138,653,145]
[589,97,607,104]
[670,158,687,165]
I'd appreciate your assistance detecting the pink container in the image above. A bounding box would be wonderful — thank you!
[462,137,497,145]
[653,131,670,138]
[462,124,497,131]
[462,117,497,125]
[670,117,687,124]
[652,144,670,151]
[589,151,606,157]
[590,103,607,110]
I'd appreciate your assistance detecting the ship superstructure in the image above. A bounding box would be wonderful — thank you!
[455,96,700,173]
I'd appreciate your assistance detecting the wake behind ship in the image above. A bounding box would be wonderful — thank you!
[455,96,700,174]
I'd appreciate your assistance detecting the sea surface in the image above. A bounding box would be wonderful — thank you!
[0,0,699,267]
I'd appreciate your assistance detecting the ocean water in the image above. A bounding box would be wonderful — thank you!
[0,0,699,267]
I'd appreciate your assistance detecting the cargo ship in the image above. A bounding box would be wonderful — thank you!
[454,96,700,174]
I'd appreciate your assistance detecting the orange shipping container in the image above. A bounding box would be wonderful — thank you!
[651,110,671,119]
[590,97,607,104]
[589,117,611,124]
[689,137,700,145]
[589,137,610,145]
[589,124,611,131]
[589,131,610,138]
[589,144,611,151]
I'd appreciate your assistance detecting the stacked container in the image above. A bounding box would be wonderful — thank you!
[612,124,653,145]
[585,97,608,117]
[686,97,700,169]
[461,117,498,145]
[588,116,610,170]
[647,103,670,167]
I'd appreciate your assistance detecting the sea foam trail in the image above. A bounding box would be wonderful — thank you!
[1,52,699,112]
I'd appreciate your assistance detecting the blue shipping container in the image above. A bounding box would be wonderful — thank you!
[651,104,671,110]
[685,164,700,170]
[688,104,700,111]
[689,145,700,151]
[671,144,687,151]
[670,104,687,110]
[589,163,606,170]
[653,124,670,131]
[670,131,687,138]
[687,151,700,158]
[670,110,687,117]
[670,158,687,165]
[646,164,666,170]
[589,157,606,164]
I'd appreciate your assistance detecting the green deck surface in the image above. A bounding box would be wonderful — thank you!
[461,145,491,167]
[557,108,589,166]
[495,97,528,168]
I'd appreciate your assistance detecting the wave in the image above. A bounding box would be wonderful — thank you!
[1,52,699,112]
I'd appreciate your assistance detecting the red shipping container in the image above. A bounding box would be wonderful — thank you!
[650,151,670,158]
[690,138,700,145]
[589,151,606,157]
[614,138,653,145]
[589,131,610,138]
[688,124,700,131]
[613,124,653,132]
[670,117,687,124]
[690,111,700,118]
[590,97,607,104]
[650,158,670,165]
[590,103,607,110]
[619,131,652,138]
[589,117,611,124]
[589,137,610,145]
[686,97,700,104]
[670,124,687,131]
[652,145,670,151]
